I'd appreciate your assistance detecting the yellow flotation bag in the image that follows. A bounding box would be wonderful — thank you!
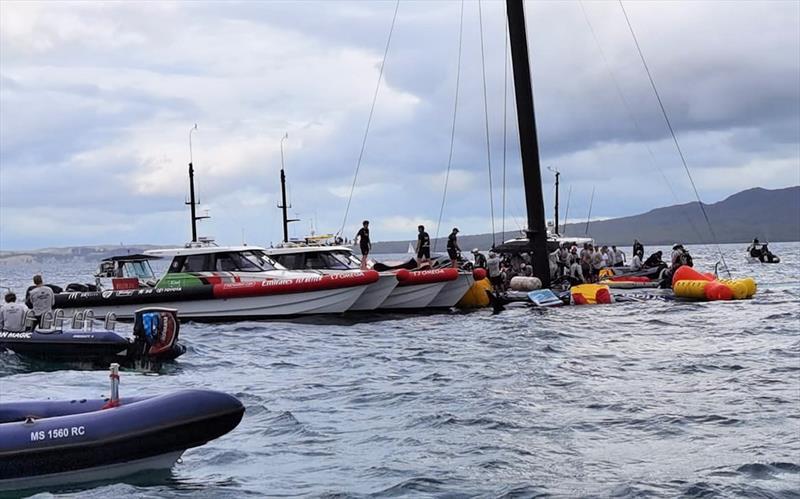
[457,278,492,308]
[721,278,757,299]
[673,280,711,300]
[571,284,612,305]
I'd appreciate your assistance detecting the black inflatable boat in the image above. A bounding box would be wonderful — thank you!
[0,366,244,491]
[0,308,185,365]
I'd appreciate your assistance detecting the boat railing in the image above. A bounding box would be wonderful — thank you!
[104,312,117,331]
[39,310,54,330]
[53,309,66,329]
[71,310,85,329]
[83,310,95,331]
[24,310,36,330]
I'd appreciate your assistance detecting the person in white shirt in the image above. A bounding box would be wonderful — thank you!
[630,250,643,271]
[0,292,29,332]
[25,274,54,329]
[612,245,626,267]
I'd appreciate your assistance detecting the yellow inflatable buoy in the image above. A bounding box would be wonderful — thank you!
[457,278,492,308]
[673,280,711,300]
[571,283,612,305]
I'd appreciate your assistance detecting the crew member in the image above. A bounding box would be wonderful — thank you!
[633,239,644,259]
[472,249,487,269]
[416,225,431,263]
[630,250,643,271]
[748,238,762,258]
[487,252,503,290]
[0,292,28,332]
[25,274,54,329]
[671,244,685,268]
[355,220,371,270]
[612,245,625,267]
[447,227,460,268]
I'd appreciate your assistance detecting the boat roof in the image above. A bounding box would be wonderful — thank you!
[101,254,162,262]
[144,245,268,257]
[264,245,353,255]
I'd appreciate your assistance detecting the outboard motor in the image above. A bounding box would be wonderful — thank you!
[129,308,185,362]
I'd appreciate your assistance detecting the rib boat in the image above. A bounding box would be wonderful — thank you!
[0,365,243,491]
[54,243,377,320]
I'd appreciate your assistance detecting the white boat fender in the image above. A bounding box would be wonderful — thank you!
[509,276,542,292]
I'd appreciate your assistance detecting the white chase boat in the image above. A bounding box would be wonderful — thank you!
[54,244,377,320]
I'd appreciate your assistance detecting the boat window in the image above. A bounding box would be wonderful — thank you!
[214,253,241,271]
[182,255,209,272]
[302,252,351,270]
[330,251,360,269]
[272,254,302,270]
[241,251,278,271]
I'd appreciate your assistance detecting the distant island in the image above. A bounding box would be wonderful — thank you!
[1,186,797,263]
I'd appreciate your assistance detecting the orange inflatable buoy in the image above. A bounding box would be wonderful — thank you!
[704,281,733,301]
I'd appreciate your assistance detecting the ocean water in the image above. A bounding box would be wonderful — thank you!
[1,242,798,498]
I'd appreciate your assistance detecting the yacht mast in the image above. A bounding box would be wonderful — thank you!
[506,0,550,288]
[277,133,299,243]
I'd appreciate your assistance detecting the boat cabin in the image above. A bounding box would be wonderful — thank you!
[265,246,361,271]
[145,246,284,274]
[94,254,161,290]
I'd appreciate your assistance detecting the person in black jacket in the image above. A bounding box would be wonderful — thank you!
[355,220,371,270]
[447,228,460,268]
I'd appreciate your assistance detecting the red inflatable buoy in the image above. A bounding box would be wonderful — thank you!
[472,268,487,281]
[704,281,733,301]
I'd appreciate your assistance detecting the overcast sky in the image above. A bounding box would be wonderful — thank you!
[1,0,798,250]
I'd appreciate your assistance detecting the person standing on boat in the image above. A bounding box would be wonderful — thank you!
[0,292,28,332]
[487,252,503,290]
[612,245,626,267]
[630,250,644,271]
[25,275,54,329]
[355,220,371,270]
[633,240,644,260]
[416,225,431,263]
[447,227,460,268]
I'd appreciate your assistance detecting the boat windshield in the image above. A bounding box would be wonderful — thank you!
[122,261,155,279]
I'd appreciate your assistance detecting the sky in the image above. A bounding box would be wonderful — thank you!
[1,0,798,250]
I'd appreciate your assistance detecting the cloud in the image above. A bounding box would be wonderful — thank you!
[1,0,798,250]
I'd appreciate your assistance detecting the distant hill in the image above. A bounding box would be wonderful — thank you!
[371,186,800,252]
[0,244,170,265]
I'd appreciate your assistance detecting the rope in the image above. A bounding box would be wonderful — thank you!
[434,0,465,252]
[619,0,730,277]
[478,0,496,247]
[577,0,705,243]
[501,13,509,245]
[339,0,400,237]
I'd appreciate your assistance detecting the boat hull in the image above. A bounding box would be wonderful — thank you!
[0,390,244,491]
[378,282,447,309]
[57,285,368,320]
[350,273,398,311]
[428,272,474,308]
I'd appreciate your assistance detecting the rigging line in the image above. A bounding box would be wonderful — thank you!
[577,0,705,243]
[585,186,595,236]
[338,0,400,237]
[478,0,496,247]
[434,0,466,253]
[501,12,509,245]
[618,0,730,277]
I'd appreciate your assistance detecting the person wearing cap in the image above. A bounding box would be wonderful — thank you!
[447,227,461,268]
[0,292,28,332]
[416,225,431,263]
[355,220,371,270]
[471,248,487,270]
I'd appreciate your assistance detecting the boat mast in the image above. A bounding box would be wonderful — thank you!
[186,124,208,243]
[548,166,560,235]
[277,133,299,243]
[506,0,550,288]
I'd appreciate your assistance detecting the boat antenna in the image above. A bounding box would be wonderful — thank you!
[506,0,550,288]
[547,166,560,235]
[585,186,595,236]
[186,124,208,243]
[277,132,299,243]
[563,185,572,235]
